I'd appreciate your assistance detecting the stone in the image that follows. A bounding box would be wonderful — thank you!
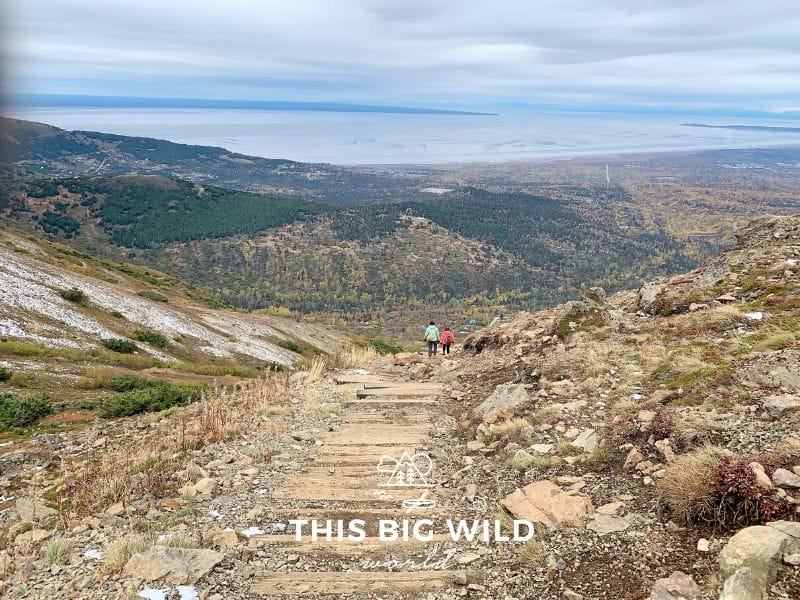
[697,538,710,552]
[455,552,481,565]
[638,281,666,312]
[719,567,762,600]
[749,462,773,489]
[637,410,657,422]
[512,449,535,466]
[688,303,708,312]
[563,590,583,600]
[501,480,593,529]
[783,552,800,566]
[718,525,791,593]
[473,384,531,418]
[623,447,645,470]
[569,429,597,453]
[647,571,700,600]
[583,287,606,305]
[772,468,800,489]
[716,294,737,303]
[763,394,800,418]
[211,530,238,550]
[393,352,422,366]
[654,439,675,463]
[596,501,624,516]
[586,514,635,535]
[530,444,554,454]
[178,484,198,497]
[15,498,57,525]
[105,502,125,516]
[15,528,52,547]
[194,477,217,495]
[466,440,485,452]
[122,546,224,585]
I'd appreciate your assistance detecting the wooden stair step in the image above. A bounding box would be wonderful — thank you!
[250,570,455,595]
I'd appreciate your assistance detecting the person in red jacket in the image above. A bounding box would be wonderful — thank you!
[439,326,455,356]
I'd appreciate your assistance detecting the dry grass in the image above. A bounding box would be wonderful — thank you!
[104,534,155,570]
[517,539,547,567]
[56,375,289,522]
[43,537,70,566]
[160,533,200,548]
[302,345,379,383]
[656,446,728,524]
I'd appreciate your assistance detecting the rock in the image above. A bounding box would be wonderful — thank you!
[178,484,197,497]
[122,546,224,584]
[105,502,125,516]
[15,498,57,525]
[719,567,762,600]
[211,530,238,550]
[783,552,800,566]
[654,439,676,463]
[637,410,657,422]
[501,480,593,529]
[623,447,645,470]
[583,287,606,305]
[393,352,422,366]
[586,514,635,535]
[473,384,531,419]
[749,462,773,489]
[688,303,708,312]
[15,528,52,547]
[647,571,700,600]
[563,590,583,600]
[718,525,792,594]
[455,552,481,565]
[194,478,217,495]
[697,538,710,552]
[763,394,800,418]
[716,293,737,303]
[466,440,485,452]
[638,281,666,312]
[569,429,597,453]
[512,449,535,466]
[596,501,624,516]
[530,444,554,454]
[772,468,800,489]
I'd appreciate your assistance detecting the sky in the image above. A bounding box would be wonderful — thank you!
[3,0,800,114]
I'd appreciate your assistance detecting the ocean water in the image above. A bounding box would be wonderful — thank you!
[8,106,800,165]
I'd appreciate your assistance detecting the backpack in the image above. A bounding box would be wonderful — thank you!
[424,327,438,342]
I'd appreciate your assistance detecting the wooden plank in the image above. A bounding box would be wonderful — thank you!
[250,571,454,595]
[256,534,453,556]
[356,388,439,398]
[361,382,442,390]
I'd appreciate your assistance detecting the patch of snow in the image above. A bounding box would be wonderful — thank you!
[420,187,454,194]
[271,522,286,533]
[630,393,643,401]
[208,510,223,520]
[787,258,798,266]
[83,549,103,560]
[240,526,264,537]
[177,586,199,600]
[744,311,763,321]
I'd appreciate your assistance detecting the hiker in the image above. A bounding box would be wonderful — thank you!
[440,326,455,356]
[424,321,440,357]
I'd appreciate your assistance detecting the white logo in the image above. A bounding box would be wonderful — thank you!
[376,451,436,512]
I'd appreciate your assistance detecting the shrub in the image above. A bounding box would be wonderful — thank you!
[101,338,137,354]
[104,534,155,571]
[137,290,168,302]
[132,330,169,348]
[99,382,205,418]
[713,457,788,527]
[59,287,87,305]
[0,393,54,429]
[44,537,70,566]
[110,310,124,319]
[277,339,302,353]
[0,367,11,382]
[371,339,403,355]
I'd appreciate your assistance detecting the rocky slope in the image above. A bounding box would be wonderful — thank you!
[2,215,799,600]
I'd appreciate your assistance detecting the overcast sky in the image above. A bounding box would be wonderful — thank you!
[3,0,800,113]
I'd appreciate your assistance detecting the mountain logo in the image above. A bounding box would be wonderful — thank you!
[377,451,434,488]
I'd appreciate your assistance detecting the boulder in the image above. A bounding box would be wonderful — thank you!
[211,530,238,550]
[623,447,645,470]
[772,468,800,489]
[749,462,773,489]
[393,352,422,366]
[123,546,224,584]
[583,287,606,305]
[638,281,666,312]
[501,480,593,529]
[719,567,762,600]
[647,571,700,600]
[569,429,597,453]
[763,394,800,418]
[194,477,217,495]
[15,498,57,525]
[512,449,535,466]
[718,524,794,593]
[473,384,531,419]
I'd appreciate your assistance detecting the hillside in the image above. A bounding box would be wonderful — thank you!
[0,226,344,414]
[1,215,798,600]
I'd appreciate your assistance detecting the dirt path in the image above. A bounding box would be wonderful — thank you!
[249,364,463,597]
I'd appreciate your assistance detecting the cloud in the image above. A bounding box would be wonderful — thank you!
[3,0,800,112]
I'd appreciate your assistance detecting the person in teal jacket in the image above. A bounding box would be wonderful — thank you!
[424,321,440,357]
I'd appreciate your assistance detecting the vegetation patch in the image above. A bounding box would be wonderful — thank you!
[101,338,138,354]
[0,367,11,381]
[99,381,205,418]
[0,393,54,429]
[132,329,169,348]
[277,339,302,353]
[58,287,88,305]
[371,339,403,355]
[137,290,169,302]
